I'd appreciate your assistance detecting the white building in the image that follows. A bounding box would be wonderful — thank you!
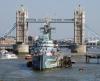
[87,39,99,46]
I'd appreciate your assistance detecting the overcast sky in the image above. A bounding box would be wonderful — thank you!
[0,0,99,39]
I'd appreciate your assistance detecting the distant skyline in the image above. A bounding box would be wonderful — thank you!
[0,0,100,39]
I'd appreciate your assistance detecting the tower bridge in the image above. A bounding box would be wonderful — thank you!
[0,5,86,54]
[15,5,86,54]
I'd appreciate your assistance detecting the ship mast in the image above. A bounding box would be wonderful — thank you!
[40,20,55,40]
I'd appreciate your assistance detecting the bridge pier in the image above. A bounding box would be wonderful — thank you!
[17,43,29,55]
[13,43,29,55]
[71,45,86,54]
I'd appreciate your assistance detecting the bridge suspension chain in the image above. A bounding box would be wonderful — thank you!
[2,23,16,38]
[85,24,100,39]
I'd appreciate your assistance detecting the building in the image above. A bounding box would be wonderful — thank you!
[87,39,99,46]
[0,37,16,50]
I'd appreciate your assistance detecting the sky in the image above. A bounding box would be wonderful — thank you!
[0,0,100,40]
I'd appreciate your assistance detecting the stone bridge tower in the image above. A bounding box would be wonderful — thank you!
[16,5,29,54]
[16,5,28,44]
[72,5,86,54]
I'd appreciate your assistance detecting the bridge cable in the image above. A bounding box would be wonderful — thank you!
[85,24,100,39]
[2,23,16,38]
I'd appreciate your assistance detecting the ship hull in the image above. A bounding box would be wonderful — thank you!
[32,54,59,70]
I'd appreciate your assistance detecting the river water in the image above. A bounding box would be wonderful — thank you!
[0,47,100,81]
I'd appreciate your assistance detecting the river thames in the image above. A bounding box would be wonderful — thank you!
[0,47,100,81]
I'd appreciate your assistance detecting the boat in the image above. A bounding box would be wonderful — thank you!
[25,54,32,67]
[31,23,72,70]
[0,50,18,59]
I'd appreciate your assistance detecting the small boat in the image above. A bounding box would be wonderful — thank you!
[0,50,18,59]
[25,54,32,67]
[25,54,32,60]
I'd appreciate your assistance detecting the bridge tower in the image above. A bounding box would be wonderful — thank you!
[16,5,28,44]
[16,5,29,54]
[72,5,86,54]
